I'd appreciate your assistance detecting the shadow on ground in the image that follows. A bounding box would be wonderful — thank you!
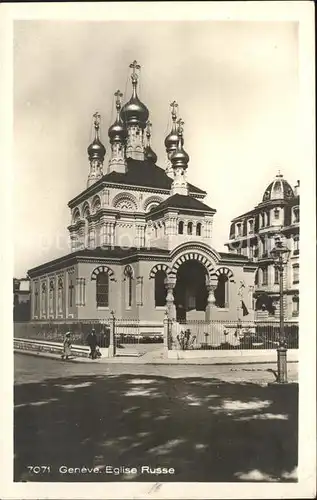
[14,372,298,483]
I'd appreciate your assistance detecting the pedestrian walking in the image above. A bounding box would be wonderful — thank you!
[61,331,72,360]
[87,328,98,360]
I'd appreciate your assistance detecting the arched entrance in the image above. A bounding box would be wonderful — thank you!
[174,260,208,321]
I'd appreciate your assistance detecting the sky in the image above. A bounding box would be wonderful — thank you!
[13,20,299,277]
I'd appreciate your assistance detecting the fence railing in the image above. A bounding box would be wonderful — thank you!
[169,320,299,350]
[14,318,164,347]
[14,318,299,351]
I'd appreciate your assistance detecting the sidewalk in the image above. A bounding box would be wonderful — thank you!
[14,348,299,366]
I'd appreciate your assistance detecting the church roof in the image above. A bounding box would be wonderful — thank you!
[68,158,206,207]
[148,193,216,215]
[102,159,206,194]
[28,246,170,277]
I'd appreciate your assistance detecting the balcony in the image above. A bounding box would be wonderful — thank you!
[293,249,299,256]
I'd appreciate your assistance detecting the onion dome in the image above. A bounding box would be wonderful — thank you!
[144,120,157,163]
[170,119,189,169]
[108,90,127,143]
[262,171,295,202]
[120,60,149,129]
[164,101,183,155]
[87,112,106,162]
[145,146,157,163]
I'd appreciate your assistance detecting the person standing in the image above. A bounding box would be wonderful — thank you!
[61,331,72,360]
[87,328,98,359]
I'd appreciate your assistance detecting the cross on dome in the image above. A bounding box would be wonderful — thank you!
[114,90,123,109]
[129,60,141,84]
[177,118,184,136]
[93,112,101,131]
[170,101,178,121]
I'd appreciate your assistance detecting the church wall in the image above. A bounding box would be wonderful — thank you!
[209,265,256,322]
[69,185,174,251]
[76,262,121,320]
[29,264,79,321]
[137,260,169,322]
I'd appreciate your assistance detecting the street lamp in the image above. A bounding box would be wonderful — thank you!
[270,234,291,383]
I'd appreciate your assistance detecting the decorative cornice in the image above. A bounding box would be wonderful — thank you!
[68,179,206,208]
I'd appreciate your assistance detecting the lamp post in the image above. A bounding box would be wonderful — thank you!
[270,235,290,383]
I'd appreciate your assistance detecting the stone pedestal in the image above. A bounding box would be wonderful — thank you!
[277,346,288,383]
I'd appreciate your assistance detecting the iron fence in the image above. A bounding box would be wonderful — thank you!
[113,319,163,346]
[169,320,298,350]
[14,318,163,347]
[14,320,111,347]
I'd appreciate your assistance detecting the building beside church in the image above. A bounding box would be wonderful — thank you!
[225,173,300,322]
[28,61,257,330]
[13,278,31,321]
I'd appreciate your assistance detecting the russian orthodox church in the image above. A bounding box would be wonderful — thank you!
[28,61,257,327]
[226,173,300,322]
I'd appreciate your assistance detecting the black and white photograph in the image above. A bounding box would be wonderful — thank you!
[0,2,315,499]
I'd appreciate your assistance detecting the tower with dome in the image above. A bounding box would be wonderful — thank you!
[27,60,258,331]
[226,172,300,322]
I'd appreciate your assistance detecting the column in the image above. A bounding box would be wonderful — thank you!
[100,218,106,247]
[164,276,176,320]
[110,222,116,247]
[205,280,217,322]
[75,278,81,306]
[248,285,255,311]
[89,222,96,249]
[136,277,143,306]
[101,188,110,207]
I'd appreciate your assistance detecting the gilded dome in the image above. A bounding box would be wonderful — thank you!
[170,146,189,168]
[164,128,184,153]
[170,119,189,169]
[88,112,106,162]
[164,100,183,154]
[120,95,149,129]
[87,137,106,162]
[144,145,157,163]
[262,173,294,202]
[108,118,127,142]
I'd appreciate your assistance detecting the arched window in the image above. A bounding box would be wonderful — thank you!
[41,282,46,315]
[155,270,167,307]
[178,221,184,234]
[274,266,279,284]
[124,266,133,308]
[34,286,39,315]
[49,280,54,316]
[262,213,266,227]
[68,278,74,308]
[293,206,299,223]
[255,269,259,285]
[57,278,63,314]
[96,272,109,307]
[262,266,268,285]
[187,222,193,235]
[214,275,229,308]
[292,264,299,284]
[196,223,202,236]
[292,295,299,316]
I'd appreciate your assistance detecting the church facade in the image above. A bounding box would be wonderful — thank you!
[28,61,257,329]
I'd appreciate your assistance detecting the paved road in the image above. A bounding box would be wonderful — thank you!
[14,353,298,385]
[14,354,298,483]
